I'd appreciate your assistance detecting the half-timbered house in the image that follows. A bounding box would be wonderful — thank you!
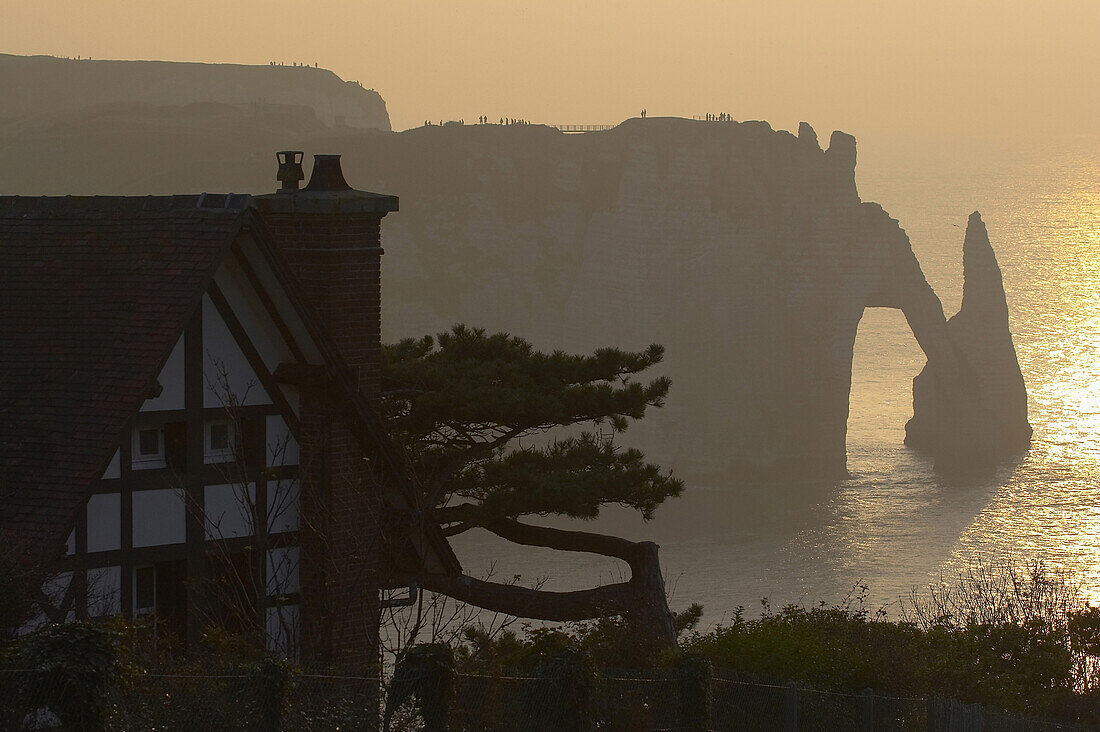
[0,153,458,667]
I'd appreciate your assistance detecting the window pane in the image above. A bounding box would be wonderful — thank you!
[138,429,160,456]
[209,423,230,451]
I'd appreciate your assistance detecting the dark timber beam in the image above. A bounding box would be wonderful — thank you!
[230,240,308,366]
[272,362,328,386]
[206,283,301,437]
[184,309,206,649]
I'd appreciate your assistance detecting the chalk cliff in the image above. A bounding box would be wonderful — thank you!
[0,111,1029,480]
[0,54,390,130]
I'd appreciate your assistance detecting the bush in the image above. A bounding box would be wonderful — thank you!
[445,562,1100,726]
[11,622,118,731]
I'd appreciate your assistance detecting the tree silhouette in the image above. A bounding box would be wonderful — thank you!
[383,325,683,645]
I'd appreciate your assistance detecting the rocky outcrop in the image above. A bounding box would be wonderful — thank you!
[0,54,390,130]
[0,113,1029,480]
[906,212,1032,469]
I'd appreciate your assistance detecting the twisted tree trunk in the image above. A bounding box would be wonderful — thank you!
[416,514,677,648]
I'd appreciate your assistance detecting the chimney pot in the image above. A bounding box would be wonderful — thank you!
[304,154,352,192]
[276,150,305,192]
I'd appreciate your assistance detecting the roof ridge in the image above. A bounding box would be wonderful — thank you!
[0,193,254,217]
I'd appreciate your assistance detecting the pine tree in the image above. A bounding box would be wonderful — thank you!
[383,325,684,645]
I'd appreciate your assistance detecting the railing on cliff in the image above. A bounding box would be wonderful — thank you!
[552,124,617,133]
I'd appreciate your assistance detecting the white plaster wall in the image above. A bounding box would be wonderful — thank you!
[20,573,76,632]
[87,566,121,617]
[132,489,186,547]
[265,604,300,654]
[86,493,121,553]
[268,479,300,534]
[266,547,300,595]
[231,237,324,365]
[266,415,299,466]
[43,571,72,607]
[45,573,77,625]
[141,335,185,411]
[101,449,120,479]
[202,295,271,409]
[214,262,295,374]
[281,385,300,419]
[204,483,255,539]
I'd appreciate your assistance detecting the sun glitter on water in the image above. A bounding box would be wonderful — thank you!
[943,142,1100,604]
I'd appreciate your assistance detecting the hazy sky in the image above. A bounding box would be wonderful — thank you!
[3,1,1098,136]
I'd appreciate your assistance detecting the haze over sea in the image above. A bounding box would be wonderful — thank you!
[452,130,1100,622]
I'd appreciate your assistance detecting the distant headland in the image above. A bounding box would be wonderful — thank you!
[0,54,391,131]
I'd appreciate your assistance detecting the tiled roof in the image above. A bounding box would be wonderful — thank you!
[0,195,248,554]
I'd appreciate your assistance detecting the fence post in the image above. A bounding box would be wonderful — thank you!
[542,649,595,732]
[258,658,287,732]
[384,644,455,732]
[861,688,874,732]
[784,681,799,732]
[970,702,983,732]
[418,646,455,732]
[925,696,941,732]
[677,654,713,732]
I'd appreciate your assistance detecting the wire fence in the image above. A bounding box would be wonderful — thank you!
[0,667,380,732]
[711,679,928,731]
[0,665,1095,731]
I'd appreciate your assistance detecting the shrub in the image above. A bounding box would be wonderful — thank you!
[12,622,118,731]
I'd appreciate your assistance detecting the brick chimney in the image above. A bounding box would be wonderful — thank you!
[256,152,397,400]
[253,152,398,669]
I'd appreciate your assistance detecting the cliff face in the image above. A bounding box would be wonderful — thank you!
[0,54,390,130]
[0,113,1029,480]
[351,119,1030,479]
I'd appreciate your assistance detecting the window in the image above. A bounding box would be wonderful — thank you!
[204,420,235,463]
[134,565,156,615]
[138,429,160,456]
[130,560,187,638]
[131,427,166,470]
[209,423,230,451]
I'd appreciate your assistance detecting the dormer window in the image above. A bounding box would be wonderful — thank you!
[204,421,235,463]
[132,427,166,470]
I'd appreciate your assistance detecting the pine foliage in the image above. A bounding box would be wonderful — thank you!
[382,325,683,524]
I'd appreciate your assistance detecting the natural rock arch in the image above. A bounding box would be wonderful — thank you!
[850,208,1030,473]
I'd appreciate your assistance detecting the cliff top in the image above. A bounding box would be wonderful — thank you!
[0,54,391,131]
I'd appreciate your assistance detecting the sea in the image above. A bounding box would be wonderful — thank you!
[448,129,1100,625]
